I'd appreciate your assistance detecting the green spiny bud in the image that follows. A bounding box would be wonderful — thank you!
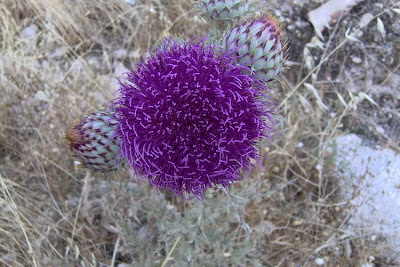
[221,14,287,82]
[198,0,250,21]
[66,111,121,172]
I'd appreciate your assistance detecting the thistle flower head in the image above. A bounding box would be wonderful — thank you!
[66,111,120,172]
[114,40,272,198]
[198,0,250,21]
[221,14,286,82]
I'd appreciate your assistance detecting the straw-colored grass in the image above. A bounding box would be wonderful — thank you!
[1,0,398,266]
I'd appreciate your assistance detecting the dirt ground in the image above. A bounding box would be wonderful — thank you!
[1,0,399,266]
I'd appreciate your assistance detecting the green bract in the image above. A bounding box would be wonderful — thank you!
[198,0,250,21]
[221,14,286,82]
[66,111,121,172]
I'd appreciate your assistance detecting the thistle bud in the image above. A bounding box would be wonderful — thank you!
[66,111,121,172]
[221,14,286,82]
[153,35,185,51]
[198,0,250,21]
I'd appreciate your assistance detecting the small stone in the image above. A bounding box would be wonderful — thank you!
[20,24,38,42]
[295,20,308,28]
[34,90,48,101]
[50,47,67,59]
[297,142,304,148]
[293,220,303,226]
[376,126,385,134]
[315,258,325,265]
[359,13,374,28]
[316,164,323,171]
[354,30,364,38]
[351,56,362,64]
[112,48,127,60]
[20,24,38,53]
[272,166,280,173]
[274,10,282,17]
[166,204,175,210]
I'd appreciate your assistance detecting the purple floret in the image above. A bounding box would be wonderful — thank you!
[114,40,273,198]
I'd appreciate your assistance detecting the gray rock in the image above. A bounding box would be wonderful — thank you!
[112,48,128,60]
[359,13,374,28]
[335,134,400,263]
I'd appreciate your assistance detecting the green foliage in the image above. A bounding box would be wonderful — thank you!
[99,181,263,266]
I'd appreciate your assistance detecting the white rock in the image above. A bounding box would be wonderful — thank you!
[315,258,325,265]
[335,134,400,263]
[297,142,304,148]
[20,24,38,42]
[34,90,49,101]
[315,164,322,171]
[351,56,362,64]
[376,126,385,134]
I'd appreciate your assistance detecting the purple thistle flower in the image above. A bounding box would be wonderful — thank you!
[114,40,273,198]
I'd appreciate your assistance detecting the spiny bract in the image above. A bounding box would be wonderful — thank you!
[113,40,273,198]
[198,0,250,21]
[221,14,286,82]
[66,111,120,172]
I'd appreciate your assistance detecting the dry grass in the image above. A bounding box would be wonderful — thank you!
[1,0,399,266]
